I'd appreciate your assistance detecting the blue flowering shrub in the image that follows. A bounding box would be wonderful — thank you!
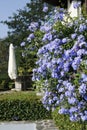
[24,4,87,129]
[38,16,87,129]
[33,16,87,120]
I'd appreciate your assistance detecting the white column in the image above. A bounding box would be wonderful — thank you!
[68,0,81,18]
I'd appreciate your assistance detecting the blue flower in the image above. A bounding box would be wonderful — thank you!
[79,83,86,95]
[58,87,64,93]
[27,33,35,41]
[71,33,77,39]
[42,32,52,42]
[63,62,70,72]
[77,35,85,42]
[65,91,72,97]
[51,72,59,78]
[81,115,87,121]
[77,49,85,56]
[72,57,81,70]
[29,33,35,39]
[59,107,68,114]
[81,73,87,82]
[62,38,67,44]
[69,107,78,113]
[70,114,79,121]
[28,22,39,32]
[60,71,65,76]
[48,99,53,105]
[55,100,60,106]
[43,6,48,12]
[54,9,64,21]
[40,25,52,33]
[20,42,25,47]
[73,1,81,8]
[83,95,87,101]
[68,97,77,105]
[53,96,58,101]
[79,24,87,32]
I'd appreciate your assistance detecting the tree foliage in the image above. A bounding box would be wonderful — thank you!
[2,0,53,75]
[2,0,52,44]
[0,40,8,78]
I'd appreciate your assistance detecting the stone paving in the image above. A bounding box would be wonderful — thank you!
[35,120,58,130]
[0,120,58,130]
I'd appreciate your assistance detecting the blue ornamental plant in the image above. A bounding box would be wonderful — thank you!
[26,3,87,129]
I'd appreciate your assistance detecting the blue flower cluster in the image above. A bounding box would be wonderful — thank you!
[28,22,39,32]
[32,10,87,122]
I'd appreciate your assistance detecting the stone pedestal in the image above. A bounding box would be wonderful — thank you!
[11,75,33,91]
[15,81,22,91]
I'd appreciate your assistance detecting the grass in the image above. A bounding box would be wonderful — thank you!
[0,91,40,101]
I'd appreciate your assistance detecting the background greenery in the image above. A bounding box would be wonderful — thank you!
[0,0,54,91]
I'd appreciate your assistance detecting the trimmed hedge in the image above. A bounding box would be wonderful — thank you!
[52,107,87,130]
[0,92,52,121]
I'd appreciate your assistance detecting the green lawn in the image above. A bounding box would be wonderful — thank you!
[0,91,38,101]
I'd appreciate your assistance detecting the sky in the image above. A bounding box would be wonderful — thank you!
[0,0,30,39]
